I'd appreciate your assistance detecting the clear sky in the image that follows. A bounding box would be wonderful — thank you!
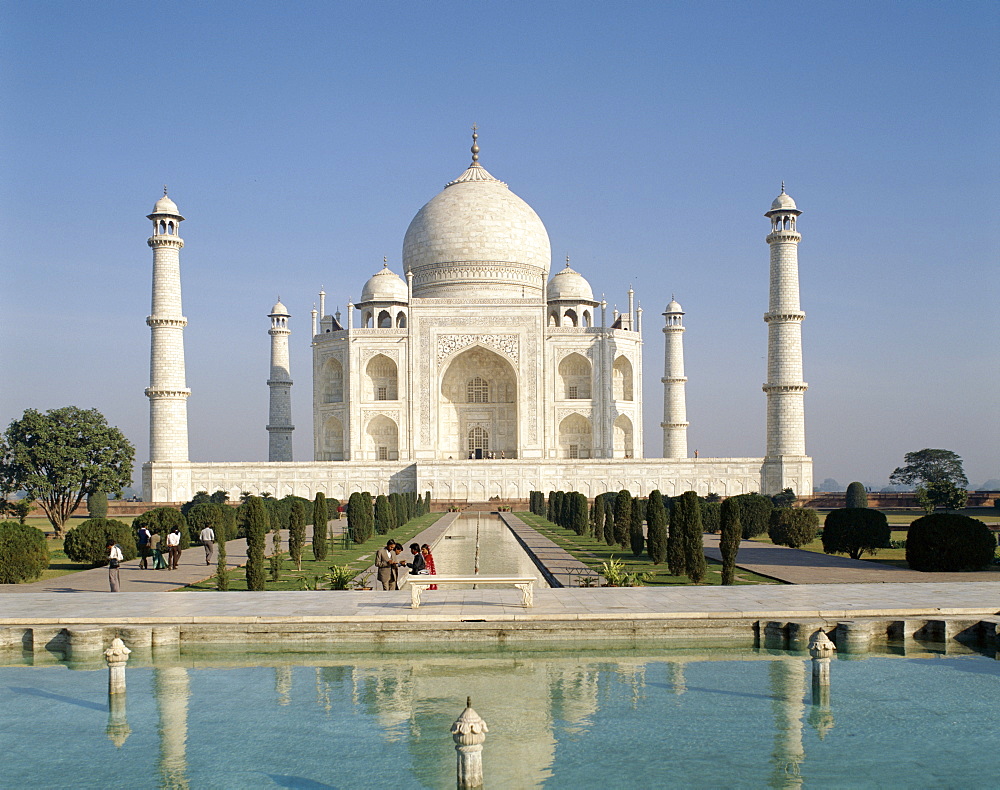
[2,1,998,490]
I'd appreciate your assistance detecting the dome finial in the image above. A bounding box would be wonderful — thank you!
[565,254,570,268]
[163,184,168,197]
[470,123,480,163]
[781,180,786,194]
[383,256,388,268]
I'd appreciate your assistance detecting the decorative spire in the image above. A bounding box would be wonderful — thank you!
[163,185,168,197]
[383,256,388,268]
[446,124,505,187]
[781,181,786,194]
[565,254,571,268]
[471,123,479,163]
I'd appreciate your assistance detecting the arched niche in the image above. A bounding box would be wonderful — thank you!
[613,414,633,458]
[439,345,517,460]
[322,415,344,461]
[377,309,392,328]
[559,353,591,399]
[396,311,407,328]
[366,414,398,460]
[613,356,634,401]
[562,309,578,327]
[322,358,344,403]
[365,354,398,401]
[558,413,592,459]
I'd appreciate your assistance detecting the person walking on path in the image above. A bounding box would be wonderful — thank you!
[106,540,123,592]
[375,540,396,591]
[149,532,167,569]
[421,544,437,590]
[137,525,152,569]
[200,525,216,565]
[166,527,182,570]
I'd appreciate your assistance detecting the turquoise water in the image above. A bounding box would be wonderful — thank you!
[1,645,997,789]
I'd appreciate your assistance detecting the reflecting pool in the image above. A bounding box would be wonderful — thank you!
[430,513,548,586]
[2,643,997,789]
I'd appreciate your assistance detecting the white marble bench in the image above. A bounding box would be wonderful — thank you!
[409,575,535,608]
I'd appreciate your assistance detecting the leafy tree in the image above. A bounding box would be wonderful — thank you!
[822,508,891,559]
[768,508,819,548]
[614,490,632,548]
[915,481,968,513]
[719,497,742,585]
[646,490,667,564]
[728,493,773,539]
[133,507,190,549]
[87,491,108,518]
[700,500,721,533]
[63,518,136,565]
[906,513,995,572]
[288,498,307,571]
[676,491,706,583]
[242,496,269,590]
[312,493,328,561]
[770,488,797,508]
[218,505,237,541]
[629,496,645,557]
[186,503,225,545]
[845,482,868,509]
[0,407,134,537]
[0,523,49,583]
[890,449,968,488]
[181,490,212,518]
[704,492,721,503]
[4,499,36,524]
[374,494,393,535]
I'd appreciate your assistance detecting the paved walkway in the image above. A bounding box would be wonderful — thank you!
[500,512,598,586]
[702,535,1000,584]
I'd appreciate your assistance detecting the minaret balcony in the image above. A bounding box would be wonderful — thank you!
[762,383,808,394]
[147,236,184,249]
[146,315,188,328]
[766,230,801,243]
[763,311,805,323]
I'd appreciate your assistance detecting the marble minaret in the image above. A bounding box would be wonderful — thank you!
[661,298,688,458]
[763,185,808,474]
[146,189,190,463]
[267,299,294,461]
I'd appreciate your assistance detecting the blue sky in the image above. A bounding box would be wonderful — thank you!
[3,1,997,489]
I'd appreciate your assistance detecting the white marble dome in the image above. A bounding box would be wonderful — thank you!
[403,161,552,299]
[770,191,797,211]
[152,194,180,215]
[547,263,594,302]
[269,298,289,315]
[361,264,408,303]
[665,299,683,313]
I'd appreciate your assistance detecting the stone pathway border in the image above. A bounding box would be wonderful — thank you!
[702,535,1000,585]
[498,512,598,587]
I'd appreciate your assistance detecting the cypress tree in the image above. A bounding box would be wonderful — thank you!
[845,482,868,509]
[425,491,432,513]
[571,492,589,536]
[730,493,773,539]
[603,493,617,546]
[593,495,605,543]
[614,490,632,548]
[552,491,565,526]
[243,496,268,591]
[560,492,573,529]
[547,491,557,522]
[87,491,108,519]
[719,497,742,585]
[347,492,371,544]
[629,496,645,557]
[666,496,686,576]
[312,493,328,561]
[374,494,393,535]
[646,490,667,564]
[393,493,406,529]
[288,498,307,571]
[678,491,706,583]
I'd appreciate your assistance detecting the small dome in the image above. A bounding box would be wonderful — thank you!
[270,299,289,316]
[152,194,180,215]
[665,299,683,313]
[361,264,408,303]
[770,191,797,211]
[547,263,594,302]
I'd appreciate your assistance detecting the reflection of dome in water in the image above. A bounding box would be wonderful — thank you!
[403,140,551,299]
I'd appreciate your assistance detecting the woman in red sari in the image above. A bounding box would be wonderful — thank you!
[421,544,437,590]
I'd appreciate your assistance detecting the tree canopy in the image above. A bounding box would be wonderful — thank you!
[0,407,134,536]
[890,449,968,489]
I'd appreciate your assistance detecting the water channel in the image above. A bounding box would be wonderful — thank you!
[2,643,997,789]
[427,513,548,587]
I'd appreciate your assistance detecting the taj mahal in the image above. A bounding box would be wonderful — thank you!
[142,132,811,503]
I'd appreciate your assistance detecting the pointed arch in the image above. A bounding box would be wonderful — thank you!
[613,414,633,458]
[439,345,517,460]
[365,354,397,401]
[558,413,592,459]
[559,353,591,399]
[322,416,344,460]
[366,414,398,460]
[613,356,633,401]
[322,358,343,403]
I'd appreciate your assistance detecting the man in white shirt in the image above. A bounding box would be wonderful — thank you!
[200,525,216,565]
[166,527,182,570]
[106,540,124,592]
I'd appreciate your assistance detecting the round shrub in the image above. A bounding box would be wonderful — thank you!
[63,518,137,565]
[730,493,773,539]
[822,508,891,559]
[845,482,868,509]
[0,523,50,583]
[133,507,190,549]
[906,513,996,572]
[768,508,819,548]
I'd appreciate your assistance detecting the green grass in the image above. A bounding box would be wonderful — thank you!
[181,512,444,591]
[515,512,782,586]
[814,508,1000,526]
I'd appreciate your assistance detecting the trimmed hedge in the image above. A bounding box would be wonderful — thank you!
[0,523,49,583]
[186,503,226,544]
[906,513,996,572]
[133,507,190,549]
[845,482,868,509]
[63,518,137,565]
[822,508,890,559]
[729,493,773,539]
[768,508,819,548]
[87,491,108,518]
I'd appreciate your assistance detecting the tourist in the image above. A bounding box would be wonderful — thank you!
[137,524,151,569]
[149,531,167,569]
[200,523,216,565]
[166,527,182,569]
[421,544,437,590]
[106,539,123,592]
[391,542,408,587]
[408,543,426,575]
[375,540,396,590]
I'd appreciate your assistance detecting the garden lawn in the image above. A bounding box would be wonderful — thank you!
[182,512,444,591]
[750,534,910,568]
[2,516,138,582]
[515,512,781,586]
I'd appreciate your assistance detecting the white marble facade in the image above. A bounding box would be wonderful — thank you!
[142,137,812,501]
